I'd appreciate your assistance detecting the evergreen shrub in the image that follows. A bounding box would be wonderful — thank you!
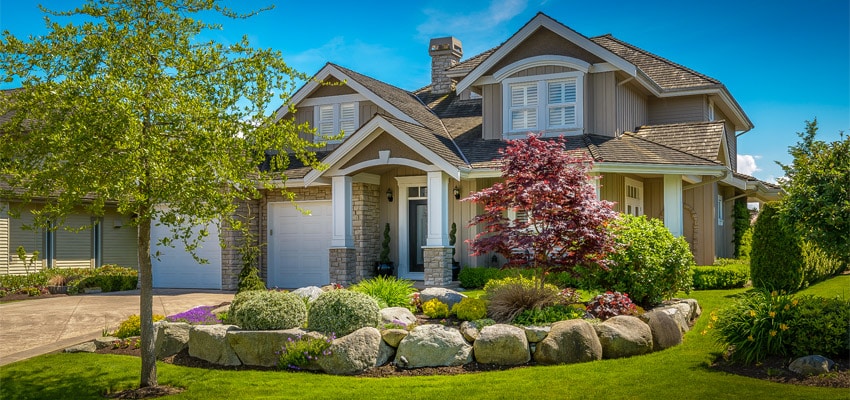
[307,290,380,336]
[229,290,307,330]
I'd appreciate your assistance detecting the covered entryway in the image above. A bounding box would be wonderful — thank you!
[151,220,222,289]
[267,201,332,288]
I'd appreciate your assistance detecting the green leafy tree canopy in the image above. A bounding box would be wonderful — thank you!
[1,0,324,388]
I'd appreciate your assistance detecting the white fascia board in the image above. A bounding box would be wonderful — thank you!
[275,65,420,127]
[459,168,503,179]
[592,163,727,177]
[456,14,638,94]
[303,116,460,185]
[722,174,749,191]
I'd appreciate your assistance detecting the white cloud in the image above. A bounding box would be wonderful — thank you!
[416,0,528,39]
[736,154,762,176]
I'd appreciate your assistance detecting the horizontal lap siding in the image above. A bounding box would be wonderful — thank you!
[8,206,43,275]
[54,214,93,269]
[0,204,8,275]
[102,211,139,268]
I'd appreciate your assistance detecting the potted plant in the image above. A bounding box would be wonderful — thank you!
[449,222,460,281]
[375,223,394,277]
[46,274,68,295]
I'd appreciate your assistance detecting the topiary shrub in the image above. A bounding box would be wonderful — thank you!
[751,203,805,291]
[307,290,380,336]
[229,290,307,330]
[483,275,560,323]
[587,214,694,306]
[450,297,487,321]
[350,275,416,311]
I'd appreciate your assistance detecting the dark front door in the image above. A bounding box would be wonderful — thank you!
[408,199,427,273]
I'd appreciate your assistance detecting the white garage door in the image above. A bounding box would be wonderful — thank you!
[268,201,332,288]
[151,219,222,289]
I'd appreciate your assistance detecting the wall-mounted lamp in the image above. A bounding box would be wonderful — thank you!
[386,188,394,202]
[453,186,460,200]
[490,254,499,267]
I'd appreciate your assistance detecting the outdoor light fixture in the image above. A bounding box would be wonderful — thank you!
[453,186,460,200]
[386,188,394,202]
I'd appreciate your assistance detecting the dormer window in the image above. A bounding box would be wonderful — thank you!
[502,71,583,138]
[315,101,358,144]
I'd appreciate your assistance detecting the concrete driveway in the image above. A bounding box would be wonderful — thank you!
[0,289,234,366]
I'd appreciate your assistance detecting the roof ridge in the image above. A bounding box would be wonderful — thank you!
[635,120,726,130]
[623,131,721,165]
[591,34,720,85]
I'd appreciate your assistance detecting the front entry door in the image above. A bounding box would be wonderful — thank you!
[408,199,427,273]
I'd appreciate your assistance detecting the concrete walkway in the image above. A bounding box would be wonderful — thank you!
[0,289,234,366]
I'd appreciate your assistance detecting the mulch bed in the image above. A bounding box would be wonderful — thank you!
[0,292,69,303]
[710,355,850,388]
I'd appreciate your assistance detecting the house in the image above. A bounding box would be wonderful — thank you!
[3,13,781,289]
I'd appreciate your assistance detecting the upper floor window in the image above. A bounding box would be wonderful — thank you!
[502,71,583,138]
[315,101,358,144]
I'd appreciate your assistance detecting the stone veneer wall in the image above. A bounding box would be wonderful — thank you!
[258,186,332,281]
[424,247,452,286]
[329,247,356,284]
[220,198,261,291]
[352,182,380,282]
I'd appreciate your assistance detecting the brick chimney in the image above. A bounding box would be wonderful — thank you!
[429,37,463,95]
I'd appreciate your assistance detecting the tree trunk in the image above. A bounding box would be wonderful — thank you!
[137,216,156,388]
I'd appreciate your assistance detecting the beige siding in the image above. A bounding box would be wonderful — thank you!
[683,183,715,266]
[647,95,707,125]
[644,178,664,219]
[0,203,8,275]
[359,100,380,126]
[54,214,93,269]
[599,173,625,213]
[507,65,574,79]
[481,83,502,140]
[294,106,313,142]
[102,211,139,268]
[8,206,43,275]
[616,82,648,133]
[714,108,737,170]
[715,185,735,260]
[586,72,616,136]
[485,28,604,74]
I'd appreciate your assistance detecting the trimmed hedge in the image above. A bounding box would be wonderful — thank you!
[692,260,750,290]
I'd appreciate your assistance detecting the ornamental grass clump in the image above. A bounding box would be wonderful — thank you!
[277,334,335,371]
[229,290,307,330]
[307,290,380,336]
[166,306,221,325]
[350,275,416,311]
[712,290,796,364]
[483,275,560,323]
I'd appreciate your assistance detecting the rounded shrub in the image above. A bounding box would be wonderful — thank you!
[307,290,380,336]
[422,298,450,318]
[588,214,694,306]
[450,297,487,321]
[113,314,165,339]
[751,203,805,291]
[229,290,307,330]
[787,295,850,358]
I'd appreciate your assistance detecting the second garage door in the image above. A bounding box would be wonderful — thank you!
[267,201,332,288]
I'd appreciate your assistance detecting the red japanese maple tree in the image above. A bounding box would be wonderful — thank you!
[464,133,618,286]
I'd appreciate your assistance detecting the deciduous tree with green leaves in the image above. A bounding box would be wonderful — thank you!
[0,0,323,388]
[777,119,850,268]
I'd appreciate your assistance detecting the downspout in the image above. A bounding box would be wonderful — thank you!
[682,169,729,191]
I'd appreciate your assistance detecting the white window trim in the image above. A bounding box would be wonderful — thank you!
[502,71,584,138]
[717,195,724,226]
[312,100,359,144]
[624,177,644,217]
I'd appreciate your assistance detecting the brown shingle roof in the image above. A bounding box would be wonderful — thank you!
[632,121,725,162]
[587,133,721,166]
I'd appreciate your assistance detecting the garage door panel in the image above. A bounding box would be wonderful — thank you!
[268,201,332,289]
[151,218,221,289]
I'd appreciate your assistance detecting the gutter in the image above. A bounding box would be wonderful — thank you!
[682,169,729,191]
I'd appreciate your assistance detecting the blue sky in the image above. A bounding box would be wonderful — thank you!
[1,0,848,183]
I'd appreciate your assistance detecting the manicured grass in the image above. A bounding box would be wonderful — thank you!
[798,273,849,299]
[2,276,848,400]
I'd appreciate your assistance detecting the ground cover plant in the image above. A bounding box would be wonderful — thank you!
[3,276,848,399]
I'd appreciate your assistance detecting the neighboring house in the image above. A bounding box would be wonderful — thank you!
[240,12,779,289]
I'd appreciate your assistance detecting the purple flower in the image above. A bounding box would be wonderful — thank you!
[166,306,221,325]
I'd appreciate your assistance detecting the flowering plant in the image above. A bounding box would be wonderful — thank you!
[166,305,221,325]
[711,290,796,364]
[277,334,335,370]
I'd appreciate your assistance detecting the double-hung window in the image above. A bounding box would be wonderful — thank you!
[315,102,358,144]
[503,72,583,137]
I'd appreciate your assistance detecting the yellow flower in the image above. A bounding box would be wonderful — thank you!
[792,299,798,306]
[784,304,790,311]
[771,290,778,297]
[769,330,777,337]
[780,323,789,331]
[747,335,755,342]
[701,330,707,335]
[711,314,718,322]
[769,311,776,318]
[749,310,757,317]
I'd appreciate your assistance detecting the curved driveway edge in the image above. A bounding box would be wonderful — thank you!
[0,289,234,366]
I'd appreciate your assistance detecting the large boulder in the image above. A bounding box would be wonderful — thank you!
[638,310,682,351]
[653,306,690,333]
[318,327,382,375]
[381,329,408,348]
[94,336,120,350]
[292,286,324,303]
[473,324,530,365]
[594,316,653,359]
[459,321,482,342]
[419,288,467,309]
[380,307,417,327]
[377,340,395,367]
[523,326,551,343]
[789,355,835,376]
[227,328,323,368]
[154,321,191,359]
[189,325,241,366]
[533,319,602,365]
[64,342,96,353]
[395,324,473,368]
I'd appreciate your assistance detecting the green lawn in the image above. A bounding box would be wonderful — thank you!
[2,276,848,400]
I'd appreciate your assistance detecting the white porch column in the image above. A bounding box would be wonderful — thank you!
[426,170,449,246]
[664,174,683,237]
[331,175,353,247]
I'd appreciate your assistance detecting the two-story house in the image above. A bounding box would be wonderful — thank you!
[215,12,776,290]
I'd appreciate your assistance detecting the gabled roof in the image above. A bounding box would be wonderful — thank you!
[632,121,725,162]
